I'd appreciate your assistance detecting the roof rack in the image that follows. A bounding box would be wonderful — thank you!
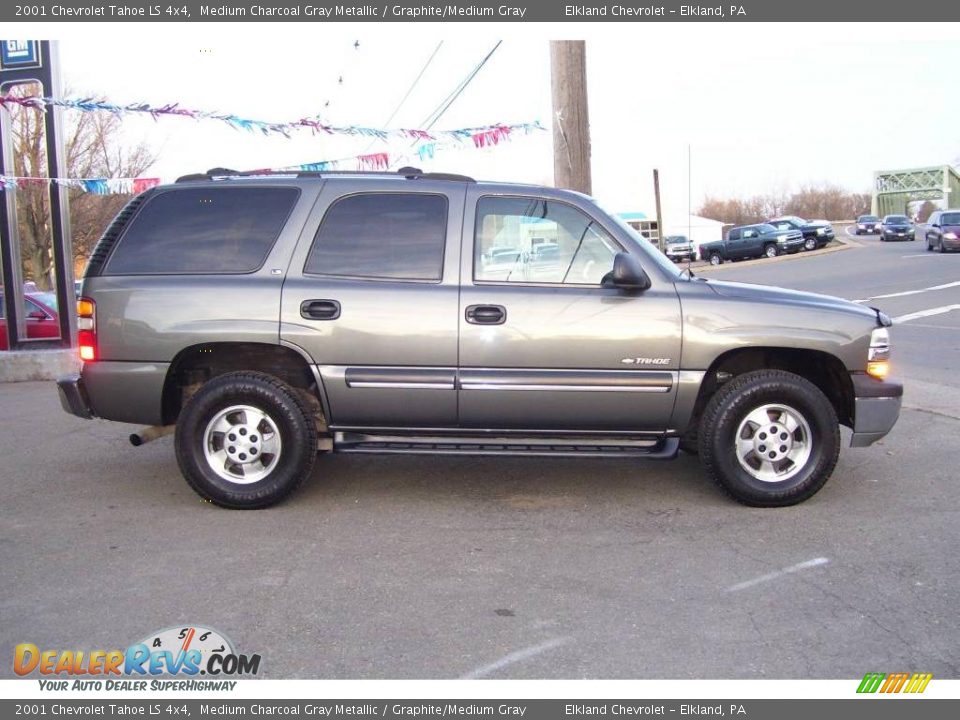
[175,167,476,183]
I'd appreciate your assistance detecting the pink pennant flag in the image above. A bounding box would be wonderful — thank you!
[133,178,161,194]
[358,152,390,170]
[472,124,513,148]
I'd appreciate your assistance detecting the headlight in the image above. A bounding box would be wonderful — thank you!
[857,224,865,229]
[945,232,958,240]
[867,327,890,378]
[816,227,826,235]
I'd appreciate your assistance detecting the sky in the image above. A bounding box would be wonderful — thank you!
[11,22,960,218]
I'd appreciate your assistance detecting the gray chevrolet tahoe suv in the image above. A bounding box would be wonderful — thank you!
[58,168,902,509]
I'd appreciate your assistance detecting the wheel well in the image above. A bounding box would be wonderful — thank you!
[161,343,321,425]
[689,347,854,430]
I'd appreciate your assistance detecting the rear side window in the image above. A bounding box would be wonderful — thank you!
[305,193,447,281]
[105,187,299,275]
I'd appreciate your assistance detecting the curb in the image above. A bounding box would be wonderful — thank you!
[694,241,853,273]
[0,349,78,383]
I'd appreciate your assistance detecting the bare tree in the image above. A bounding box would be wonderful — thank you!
[700,184,871,230]
[916,201,937,223]
[8,83,157,289]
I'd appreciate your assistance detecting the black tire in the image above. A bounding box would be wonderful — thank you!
[698,370,840,507]
[803,236,817,251]
[175,371,318,509]
[763,244,778,259]
[709,253,723,266]
[939,240,947,253]
[927,237,933,251]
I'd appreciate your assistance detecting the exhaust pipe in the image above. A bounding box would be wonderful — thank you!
[129,425,175,447]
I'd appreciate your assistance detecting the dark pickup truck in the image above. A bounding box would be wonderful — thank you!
[766,216,835,251]
[699,223,804,265]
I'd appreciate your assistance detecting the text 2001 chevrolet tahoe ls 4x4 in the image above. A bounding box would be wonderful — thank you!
[58,169,902,509]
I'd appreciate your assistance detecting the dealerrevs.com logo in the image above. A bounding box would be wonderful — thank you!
[14,626,261,691]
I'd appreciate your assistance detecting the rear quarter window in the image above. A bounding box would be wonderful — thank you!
[104,186,299,275]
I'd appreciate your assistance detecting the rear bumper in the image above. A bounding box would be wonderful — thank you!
[57,373,93,420]
[850,374,903,447]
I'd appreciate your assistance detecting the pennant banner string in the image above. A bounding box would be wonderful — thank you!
[0,92,544,143]
[0,120,546,194]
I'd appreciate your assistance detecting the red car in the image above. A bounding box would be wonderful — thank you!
[0,291,61,350]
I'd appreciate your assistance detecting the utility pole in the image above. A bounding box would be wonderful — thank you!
[653,169,665,253]
[550,41,591,194]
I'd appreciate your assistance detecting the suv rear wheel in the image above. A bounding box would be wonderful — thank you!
[175,372,317,509]
[698,370,839,507]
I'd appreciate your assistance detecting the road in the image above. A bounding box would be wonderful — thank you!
[1,236,958,680]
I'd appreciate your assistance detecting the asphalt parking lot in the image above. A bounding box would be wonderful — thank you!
[1,233,958,679]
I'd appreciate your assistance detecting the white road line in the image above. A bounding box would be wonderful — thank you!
[460,637,572,679]
[853,280,960,303]
[725,557,829,593]
[893,304,960,324]
[901,254,936,259]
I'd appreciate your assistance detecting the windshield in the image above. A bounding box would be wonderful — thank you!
[665,236,688,244]
[885,215,909,224]
[757,224,779,233]
[593,200,683,280]
[941,212,960,225]
[859,216,879,222]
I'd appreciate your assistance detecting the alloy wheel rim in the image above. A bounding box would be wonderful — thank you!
[734,403,812,483]
[203,405,282,484]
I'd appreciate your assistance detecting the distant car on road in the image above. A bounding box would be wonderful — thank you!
[880,215,915,242]
[766,215,835,251]
[0,291,60,351]
[699,223,804,264]
[925,209,960,253]
[663,235,695,262]
[855,215,881,235]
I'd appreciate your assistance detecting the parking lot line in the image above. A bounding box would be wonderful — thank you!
[460,636,573,679]
[893,304,960,324]
[854,280,960,303]
[725,557,830,593]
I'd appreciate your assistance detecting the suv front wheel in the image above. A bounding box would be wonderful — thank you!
[698,370,840,506]
[175,372,318,509]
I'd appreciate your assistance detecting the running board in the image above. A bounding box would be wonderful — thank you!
[333,432,679,459]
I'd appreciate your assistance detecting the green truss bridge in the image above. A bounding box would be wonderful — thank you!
[872,165,960,217]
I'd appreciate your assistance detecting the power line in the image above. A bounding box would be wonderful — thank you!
[418,41,502,132]
[362,41,444,154]
[380,41,445,129]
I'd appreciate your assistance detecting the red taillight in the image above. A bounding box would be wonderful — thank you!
[77,297,97,362]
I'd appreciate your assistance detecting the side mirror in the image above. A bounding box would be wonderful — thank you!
[27,310,47,320]
[603,252,651,292]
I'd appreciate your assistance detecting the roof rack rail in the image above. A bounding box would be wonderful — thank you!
[175,167,476,183]
[395,166,476,182]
